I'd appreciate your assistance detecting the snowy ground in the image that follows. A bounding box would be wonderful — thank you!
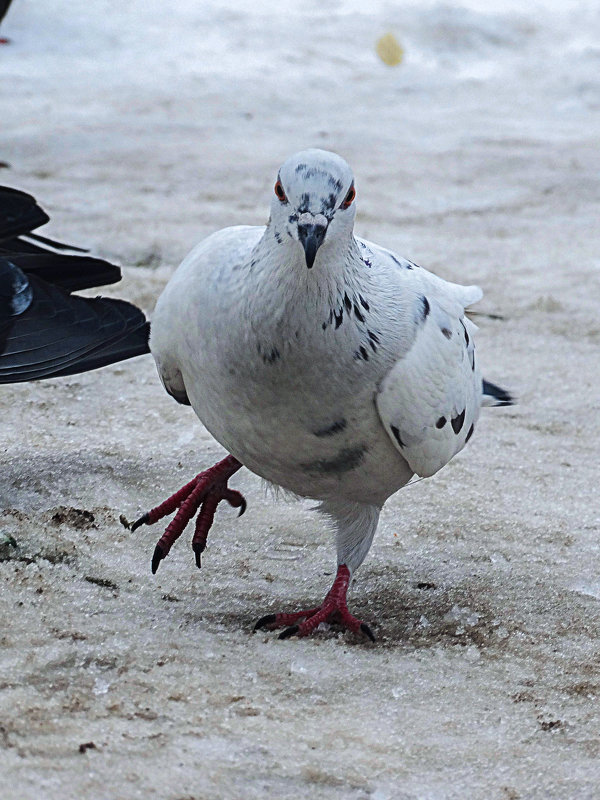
[2,0,600,798]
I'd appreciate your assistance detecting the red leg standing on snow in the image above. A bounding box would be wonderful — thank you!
[254,564,375,642]
[131,455,245,573]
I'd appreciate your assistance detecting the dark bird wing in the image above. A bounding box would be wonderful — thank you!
[0,258,149,383]
[0,186,49,241]
[0,0,13,26]
[0,185,150,383]
[1,252,121,292]
[0,185,88,253]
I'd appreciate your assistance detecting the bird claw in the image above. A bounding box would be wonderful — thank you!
[278,625,300,640]
[222,489,246,516]
[254,613,277,631]
[257,611,375,642]
[192,542,203,569]
[131,512,150,533]
[151,544,165,574]
[131,455,244,573]
[360,622,376,643]
[254,564,375,642]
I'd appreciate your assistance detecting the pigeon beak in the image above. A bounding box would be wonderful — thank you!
[297,223,327,269]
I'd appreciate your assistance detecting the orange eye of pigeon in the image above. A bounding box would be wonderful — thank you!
[274,180,287,203]
[341,184,356,209]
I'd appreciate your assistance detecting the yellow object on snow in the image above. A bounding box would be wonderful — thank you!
[376,32,404,66]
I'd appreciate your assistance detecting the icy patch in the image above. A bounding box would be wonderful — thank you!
[464,645,482,662]
[92,677,111,696]
[264,541,307,561]
[570,582,600,600]
[289,658,323,680]
[443,604,480,634]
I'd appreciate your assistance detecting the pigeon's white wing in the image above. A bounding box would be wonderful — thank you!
[150,224,264,405]
[376,293,482,478]
[357,236,483,318]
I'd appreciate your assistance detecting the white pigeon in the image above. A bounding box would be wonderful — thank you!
[133,149,512,641]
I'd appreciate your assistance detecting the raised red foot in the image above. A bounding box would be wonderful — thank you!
[131,455,244,573]
[254,564,375,642]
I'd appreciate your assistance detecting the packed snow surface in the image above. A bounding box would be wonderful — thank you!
[2,1,600,798]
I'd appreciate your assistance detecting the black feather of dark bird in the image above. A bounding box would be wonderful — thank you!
[0,185,150,383]
[0,0,13,25]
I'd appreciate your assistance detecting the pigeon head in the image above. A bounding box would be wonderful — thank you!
[270,149,356,269]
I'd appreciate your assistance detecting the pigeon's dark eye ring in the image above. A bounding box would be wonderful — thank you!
[341,184,355,209]
[274,180,287,203]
